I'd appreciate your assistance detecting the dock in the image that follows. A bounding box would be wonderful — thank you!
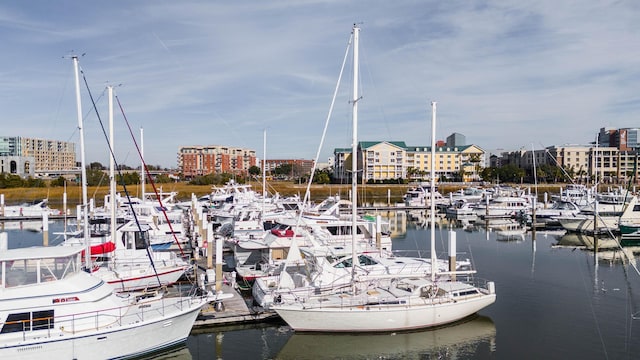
[0,215,68,222]
[191,259,278,328]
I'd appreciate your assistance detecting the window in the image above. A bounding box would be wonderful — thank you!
[1,310,54,333]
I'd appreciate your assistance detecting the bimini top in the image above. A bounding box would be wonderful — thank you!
[0,245,83,262]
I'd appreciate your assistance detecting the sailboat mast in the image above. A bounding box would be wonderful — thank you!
[141,127,145,202]
[351,24,360,281]
[430,101,437,282]
[263,129,267,215]
[72,55,91,269]
[109,86,116,248]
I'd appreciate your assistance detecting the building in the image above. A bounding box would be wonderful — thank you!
[0,156,35,177]
[598,127,640,151]
[333,136,485,183]
[0,136,76,177]
[178,145,257,178]
[264,159,315,178]
[446,133,466,147]
[499,144,639,184]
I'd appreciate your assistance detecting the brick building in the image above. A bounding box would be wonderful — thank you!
[178,145,257,178]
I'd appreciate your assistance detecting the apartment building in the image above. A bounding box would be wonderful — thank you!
[178,145,257,178]
[264,159,315,177]
[501,144,638,183]
[333,140,486,183]
[0,136,76,177]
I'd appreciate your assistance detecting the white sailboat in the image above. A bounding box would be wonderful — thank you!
[62,85,192,292]
[271,25,496,332]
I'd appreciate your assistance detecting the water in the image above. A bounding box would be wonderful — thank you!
[6,214,640,359]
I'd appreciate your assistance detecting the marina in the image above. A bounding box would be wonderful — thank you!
[3,206,640,359]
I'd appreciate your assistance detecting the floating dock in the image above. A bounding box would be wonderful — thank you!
[191,259,278,328]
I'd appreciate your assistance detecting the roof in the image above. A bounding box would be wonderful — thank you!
[0,245,83,262]
[359,141,407,149]
[334,143,484,154]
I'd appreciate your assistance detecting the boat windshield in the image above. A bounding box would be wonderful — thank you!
[2,253,80,288]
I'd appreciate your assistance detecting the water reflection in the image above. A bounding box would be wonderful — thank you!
[276,315,496,360]
[135,345,192,360]
[553,232,639,266]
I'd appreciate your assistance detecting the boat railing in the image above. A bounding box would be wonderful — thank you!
[284,277,495,310]
[1,292,198,340]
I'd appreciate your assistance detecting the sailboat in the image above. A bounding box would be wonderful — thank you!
[271,25,496,332]
[61,85,192,292]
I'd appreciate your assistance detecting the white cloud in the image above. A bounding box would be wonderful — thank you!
[0,0,638,167]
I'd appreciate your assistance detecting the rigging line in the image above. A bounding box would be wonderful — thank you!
[78,66,106,122]
[359,33,392,141]
[115,95,185,257]
[80,71,163,288]
[621,264,637,356]
[282,26,354,271]
[299,29,352,212]
[542,148,581,185]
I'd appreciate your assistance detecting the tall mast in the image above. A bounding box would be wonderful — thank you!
[430,101,437,281]
[141,127,145,202]
[351,24,360,281]
[109,86,116,248]
[72,55,90,269]
[263,128,267,214]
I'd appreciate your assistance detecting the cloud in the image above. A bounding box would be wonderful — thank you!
[0,0,638,167]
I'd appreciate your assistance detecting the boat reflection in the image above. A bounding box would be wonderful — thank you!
[132,344,192,359]
[0,220,43,232]
[483,219,526,242]
[553,232,639,266]
[276,315,496,360]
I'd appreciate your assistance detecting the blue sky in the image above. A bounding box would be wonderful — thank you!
[1,1,639,168]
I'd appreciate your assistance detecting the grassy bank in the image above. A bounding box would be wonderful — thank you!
[0,181,567,210]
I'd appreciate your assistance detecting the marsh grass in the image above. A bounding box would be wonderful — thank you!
[0,181,564,210]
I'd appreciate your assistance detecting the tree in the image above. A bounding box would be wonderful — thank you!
[249,165,261,177]
[116,172,140,186]
[0,174,26,188]
[24,177,46,188]
[469,153,482,181]
[85,168,107,186]
[50,176,68,187]
[154,174,173,183]
[274,164,293,178]
[89,162,106,170]
[497,164,525,183]
[314,172,331,184]
[406,167,418,180]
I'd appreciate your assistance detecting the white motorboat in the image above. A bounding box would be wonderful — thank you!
[0,199,61,218]
[446,199,477,217]
[91,220,192,292]
[403,182,448,207]
[555,196,640,233]
[474,195,530,218]
[231,206,392,282]
[529,200,581,226]
[0,245,210,359]
[252,244,473,309]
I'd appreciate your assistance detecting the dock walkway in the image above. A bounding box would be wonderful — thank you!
[191,260,278,329]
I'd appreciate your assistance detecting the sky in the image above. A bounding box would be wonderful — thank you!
[1,1,639,169]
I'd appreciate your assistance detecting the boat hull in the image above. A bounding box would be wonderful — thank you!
[0,298,204,360]
[556,216,617,233]
[273,293,496,332]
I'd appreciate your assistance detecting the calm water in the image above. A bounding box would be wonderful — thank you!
[6,214,640,359]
